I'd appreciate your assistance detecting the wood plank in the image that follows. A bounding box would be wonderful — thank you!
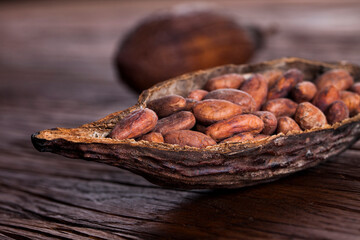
[1,0,360,239]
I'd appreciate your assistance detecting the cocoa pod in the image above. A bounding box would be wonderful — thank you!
[138,132,164,143]
[325,100,349,125]
[204,73,245,91]
[253,111,277,135]
[164,130,216,148]
[240,73,268,110]
[262,98,298,118]
[109,108,158,140]
[187,89,208,101]
[206,114,264,141]
[267,68,304,100]
[315,69,354,91]
[294,102,327,130]
[291,81,317,103]
[277,116,301,134]
[221,132,268,143]
[154,111,196,135]
[350,82,360,95]
[203,89,256,112]
[340,90,360,116]
[192,99,247,125]
[262,69,283,88]
[147,95,186,118]
[312,86,340,112]
[184,98,198,111]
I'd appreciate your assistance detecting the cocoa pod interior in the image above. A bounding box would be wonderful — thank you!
[32,58,360,189]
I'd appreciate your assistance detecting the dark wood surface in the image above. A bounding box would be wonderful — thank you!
[1,1,360,239]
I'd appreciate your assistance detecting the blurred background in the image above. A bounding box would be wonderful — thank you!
[2,0,360,127]
[1,1,360,238]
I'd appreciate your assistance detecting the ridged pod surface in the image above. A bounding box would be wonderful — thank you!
[32,58,360,189]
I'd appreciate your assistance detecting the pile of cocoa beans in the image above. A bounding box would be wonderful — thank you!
[109,68,360,148]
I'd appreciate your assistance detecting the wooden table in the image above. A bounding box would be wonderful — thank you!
[1,1,360,239]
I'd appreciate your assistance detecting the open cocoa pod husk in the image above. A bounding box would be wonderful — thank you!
[32,58,360,189]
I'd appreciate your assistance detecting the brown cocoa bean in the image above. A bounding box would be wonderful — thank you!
[315,69,354,91]
[294,102,327,130]
[221,132,268,143]
[206,114,264,141]
[291,81,317,103]
[204,73,245,91]
[253,134,269,141]
[262,98,298,118]
[340,90,360,116]
[164,130,216,148]
[350,82,360,95]
[325,100,349,124]
[147,95,186,118]
[154,111,196,135]
[184,98,198,111]
[253,111,277,135]
[240,73,268,110]
[193,99,251,125]
[109,108,158,140]
[203,89,256,112]
[221,132,255,143]
[277,116,301,134]
[267,68,304,100]
[312,86,340,112]
[138,132,164,143]
[195,123,208,133]
[262,69,283,88]
[187,89,208,101]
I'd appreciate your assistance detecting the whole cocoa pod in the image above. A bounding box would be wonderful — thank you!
[115,6,264,92]
[109,108,158,140]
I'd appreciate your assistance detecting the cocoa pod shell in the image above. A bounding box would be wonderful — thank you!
[115,7,263,92]
[32,58,360,189]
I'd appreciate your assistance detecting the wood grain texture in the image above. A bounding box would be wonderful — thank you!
[1,0,360,239]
